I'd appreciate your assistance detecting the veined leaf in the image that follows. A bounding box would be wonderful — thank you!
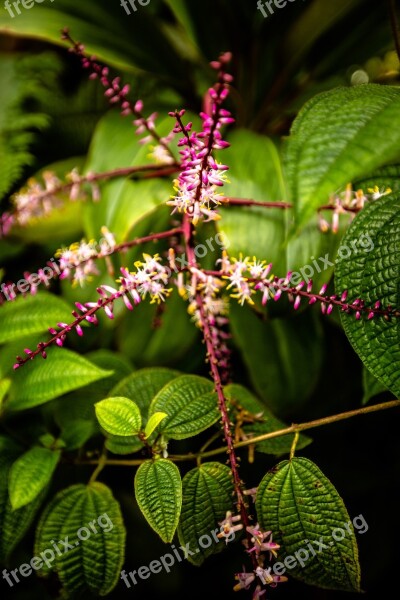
[335,193,400,397]
[285,85,400,227]
[8,348,113,411]
[224,384,311,455]
[34,482,125,596]
[0,292,72,344]
[256,458,361,592]
[110,367,180,426]
[177,463,235,566]
[95,397,141,437]
[148,375,219,440]
[135,459,182,543]
[0,446,46,562]
[9,447,60,510]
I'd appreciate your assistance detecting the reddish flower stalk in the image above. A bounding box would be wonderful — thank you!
[61,28,176,163]
[13,254,172,368]
[0,164,179,241]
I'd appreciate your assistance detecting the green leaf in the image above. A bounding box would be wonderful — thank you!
[95,397,141,437]
[8,348,113,411]
[34,482,125,596]
[256,458,361,592]
[110,367,180,426]
[335,193,400,398]
[0,292,73,344]
[230,303,323,416]
[224,384,311,455]
[135,459,182,543]
[148,375,219,440]
[362,368,391,405]
[144,412,168,439]
[177,463,235,566]
[9,447,60,510]
[285,85,400,227]
[0,447,46,562]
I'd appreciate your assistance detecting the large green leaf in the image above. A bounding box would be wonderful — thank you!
[335,193,400,398]
[229,303,323,416]
[285,85,400,227]
[34,482,125,596]
[148,375,219,440]
[95,397,142,437]
[134,459,182,543]
[9,447,60,510]
[0,292,73,344]
[256,458,361,592]
[8,348,113,410]
[177,463,235,566]
[224,384,311,455]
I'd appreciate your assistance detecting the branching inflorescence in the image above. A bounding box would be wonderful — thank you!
[2,30,399,599]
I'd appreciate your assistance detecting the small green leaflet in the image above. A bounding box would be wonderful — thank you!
[9,447,60,509]
[95,397,141,436]
[256,457,361,592]
[144,412,168,439]
[135,459,182,543]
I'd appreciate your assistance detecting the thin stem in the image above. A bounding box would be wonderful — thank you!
[89,448,107,483]
[77,398,400,466]
[61,28,177,162]
[289,432,300,460]
[196,431,222,467]
[222,198,293,209]
[27,164,179,205]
